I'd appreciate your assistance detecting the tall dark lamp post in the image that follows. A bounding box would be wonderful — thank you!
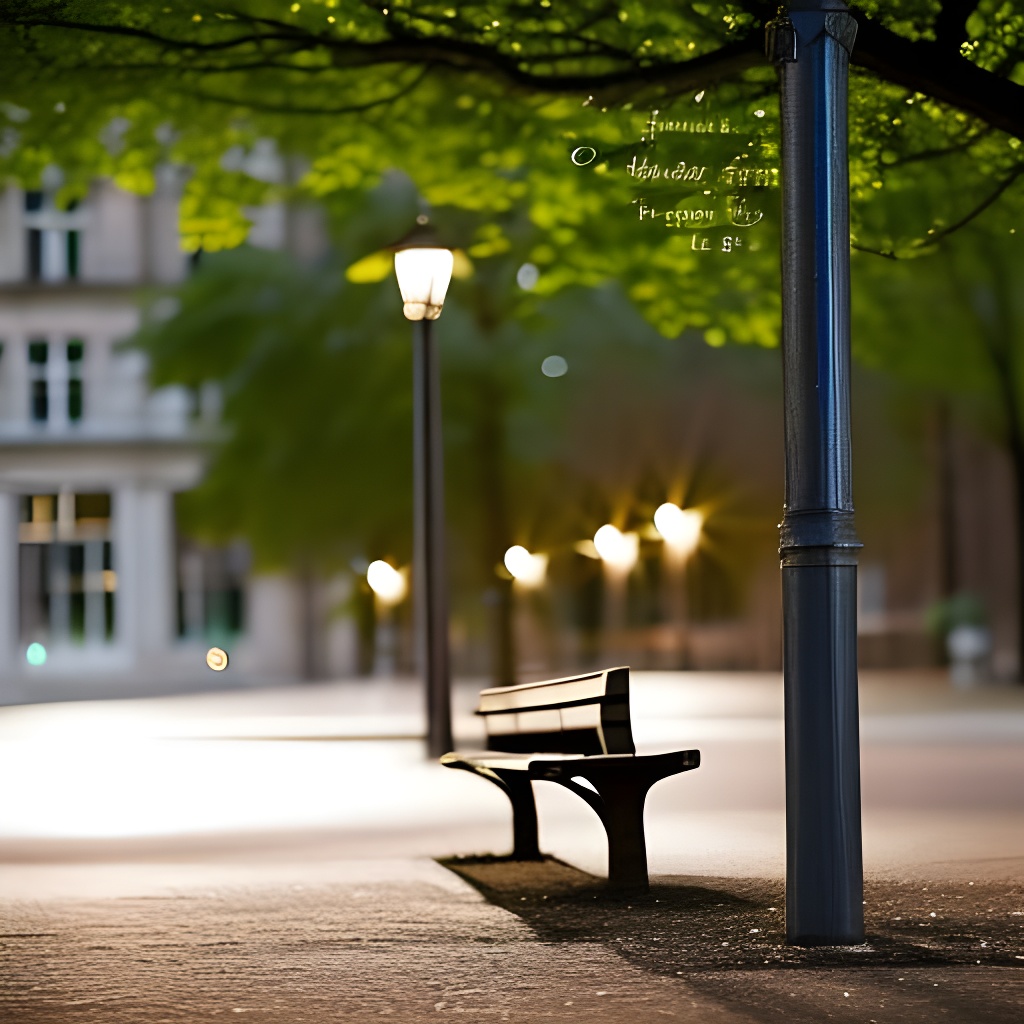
[769,0,864,945]
[394,239,455,758]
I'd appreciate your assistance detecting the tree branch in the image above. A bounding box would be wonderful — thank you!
[853,163,1024,260]
[8,14,302,53]
[324,34,765,98]
[4,5,1024,139]
[851,243,899,260]
[914,163,1024,248]
[851,9,1024,139]
[178,66,431,116]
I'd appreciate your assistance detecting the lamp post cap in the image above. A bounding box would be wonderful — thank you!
[392,218,450,253]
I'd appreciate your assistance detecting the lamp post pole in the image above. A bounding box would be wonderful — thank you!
[412,316,454,758]
[769,0,864,945]
[395,238,455,760]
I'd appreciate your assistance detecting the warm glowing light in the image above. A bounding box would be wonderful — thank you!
[206,647,229,672]
[366,560,408,604]
[503,545,548,587]
[394,248,454,321]
[25,643,47,667]
[593,525,639,571]
[653,503,703,554]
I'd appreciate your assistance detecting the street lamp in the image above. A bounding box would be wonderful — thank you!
[653,503,703,668]
[366,559,408,605]
[503,545,548,588]
[394,236,454,758]
[366,559,408,678]
[395,247,454,322]
[593,524,639,571]
[653,503,702,555]
[593,524,638,663]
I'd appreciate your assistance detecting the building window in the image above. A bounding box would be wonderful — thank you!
[177,540,247,642]
[26,338,86,426]
[67,339,84,422]
[24,191,84,283]
[19,491,115,646]
[28,340,48,423]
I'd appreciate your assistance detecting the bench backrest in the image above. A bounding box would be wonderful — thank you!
[476,666,635,755]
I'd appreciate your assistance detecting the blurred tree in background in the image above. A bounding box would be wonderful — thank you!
[3,0,1024,674]
[137,176,786,680]
[852,221,1024,673]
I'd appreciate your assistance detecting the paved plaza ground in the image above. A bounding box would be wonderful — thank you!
[0,670,1021,1021]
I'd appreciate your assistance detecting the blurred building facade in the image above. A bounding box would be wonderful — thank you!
[0,171,352,703]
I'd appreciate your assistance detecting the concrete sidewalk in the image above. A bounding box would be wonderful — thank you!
[2,855,1022,1023]
[1,669,1021,879]
[0,858,751,1023]
[1,670,1021,1021]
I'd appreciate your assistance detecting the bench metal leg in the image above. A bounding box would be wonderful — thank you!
[492,769,542,861]
[540,774,652,893]
[441,757,542,860]
[596,778,652,894]
[531,750,699,894]
[491,768,651,882]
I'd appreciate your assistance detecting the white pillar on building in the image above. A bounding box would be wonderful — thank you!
[48,542,71,645]
[0,493,23,702]
[40,229,68,282]
[113,485,140,658]
[113,486,176,662]
[0,187,27,283]
[47,341,69,431]
[83,540,106,645]
[138,488,176,654]
[3,335,30,426]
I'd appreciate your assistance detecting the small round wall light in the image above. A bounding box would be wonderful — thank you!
[206,647,229,672]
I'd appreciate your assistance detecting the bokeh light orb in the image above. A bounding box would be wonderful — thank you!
[516,263,539,290]
[25,643,47,667]
[541,355,568,377]
[366,559,407,605]
[593,525,639,570]
[503,545,548,587]
[206,647,229,672]
[653,503,703,553]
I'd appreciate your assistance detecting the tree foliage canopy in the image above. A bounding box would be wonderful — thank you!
[1,2,1022,342]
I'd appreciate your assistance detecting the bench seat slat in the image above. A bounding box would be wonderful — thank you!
[476,668,627,714]
[476,666,634,756]
[442,749,701,774]
[516,709,562,733]
[559,704,601,730]
[441,750,582,772]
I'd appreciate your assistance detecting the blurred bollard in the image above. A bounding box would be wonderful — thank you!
[947,624,992,688]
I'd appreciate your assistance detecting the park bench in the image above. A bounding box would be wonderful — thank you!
[441,666,700,893]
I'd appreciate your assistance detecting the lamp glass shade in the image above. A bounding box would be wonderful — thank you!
[593,524,639,571]
[653,503,702,553]
[394,247,454,321]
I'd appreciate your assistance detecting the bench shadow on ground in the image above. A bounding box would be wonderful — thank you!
[441,855,1024,975]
